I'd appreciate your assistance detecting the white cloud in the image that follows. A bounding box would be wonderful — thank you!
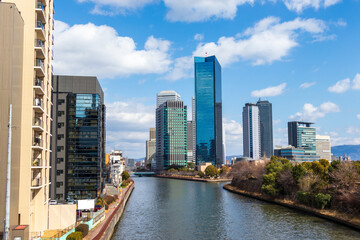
[193,17,327,66]
[357,114,360,120]
[331,137,360,146]
[194,33,204,41]
[167,17,328,81]
[289,102,340,122]
[251,83,287,98]
[106,100,155,158]
[223,118,243,155]
[328,78,351,93]
[53,20,172,78]
[163,0,254,22]
[274,119,282,125]
[282,0,341,13]
[300,82,316,89]
[352,73,360,90]
[78,0,156,14]
[346,127,360,135]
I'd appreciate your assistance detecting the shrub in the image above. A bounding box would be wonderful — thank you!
[220,166,229,176]
[198,170,205,178]
[121,179,131,187]
[168,168,177,172]
[66,231,83,240]
[121,171,130,181]
[314,193,331,209]
[262,184,278,196]
[179,167,189,172]
[75,224,89,237]
[292,164,307,183]
[103,195,115,205]
[297,191,312,206]
[205,165,219,178]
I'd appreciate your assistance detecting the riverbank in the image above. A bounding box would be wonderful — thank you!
[85,181,134,240]
[223,184,360,231]
[155,174,232,182]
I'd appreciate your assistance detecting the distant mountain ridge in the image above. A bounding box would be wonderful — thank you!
[332,145,360,160]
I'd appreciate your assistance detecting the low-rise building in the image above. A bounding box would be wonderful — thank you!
[274,146,320,162]
[197,162,212,172]
[109,150,125,186]
[316,135,331,161]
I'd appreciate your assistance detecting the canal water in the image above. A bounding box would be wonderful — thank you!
[112,176,360,240]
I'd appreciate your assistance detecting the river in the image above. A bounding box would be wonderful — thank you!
[112,176,360,240]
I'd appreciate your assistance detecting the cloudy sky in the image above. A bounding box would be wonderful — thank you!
[53,0,360,158]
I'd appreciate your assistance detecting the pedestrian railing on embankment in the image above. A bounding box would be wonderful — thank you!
[92,180,135,240]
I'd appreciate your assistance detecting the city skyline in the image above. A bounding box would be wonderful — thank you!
[52,1,360,158]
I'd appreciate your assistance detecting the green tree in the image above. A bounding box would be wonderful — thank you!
[220,166,229,176]
[198,170,205,178]
[314,193,331,209]
[187,162,195,170]
[292,164,307,183]
[121,171,130,181]
[205,165,219,178]
[179,167,189,172]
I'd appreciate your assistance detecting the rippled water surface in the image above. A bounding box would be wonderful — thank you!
[112,177,360,240]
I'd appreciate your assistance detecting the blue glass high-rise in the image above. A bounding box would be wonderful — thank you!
[195,56,223,166]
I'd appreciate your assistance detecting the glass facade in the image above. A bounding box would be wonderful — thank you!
[66,94,103,200]
[288,121,318,159]
[257,100,273,158]
[195,56,223,166]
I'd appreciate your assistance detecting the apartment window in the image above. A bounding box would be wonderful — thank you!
[57,122,64,128]
[57,134,64,140]
[58,99,65,105]
[57,146,64,152]
[56,182,63,188]
[56,194,63,199]
[56,170,63,175]
[57,158,64,163]
[58,111,65,116]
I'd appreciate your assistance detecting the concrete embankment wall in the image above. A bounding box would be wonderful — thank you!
[223,184,360,231]
[92,182,135,240]
[155,175,231,183]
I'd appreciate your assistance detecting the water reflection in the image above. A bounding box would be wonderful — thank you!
[112,177,360,240]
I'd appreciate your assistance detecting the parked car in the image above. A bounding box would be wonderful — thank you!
[49,200,57,205]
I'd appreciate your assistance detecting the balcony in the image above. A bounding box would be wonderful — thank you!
[31,176,43,189]
[34,59,45,77]
[35,21,45,41]
[32,157,42,169]
[33,117,44,132]
[52,34,54,45]
[35,1,46,23]
[34,78,45,95]
[33,98,44,113]
[34,39,45,59]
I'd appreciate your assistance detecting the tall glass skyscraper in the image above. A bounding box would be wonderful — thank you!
[257,100,273,158]
[194,56,223,166]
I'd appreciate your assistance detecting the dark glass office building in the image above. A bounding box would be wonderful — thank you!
[50,76,105,201]
[288,121,317,156]
[257,100,273,158]
[195,56,223,166]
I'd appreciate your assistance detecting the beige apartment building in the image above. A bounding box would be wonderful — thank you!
[316,135,332,161]
[0,0,54,238]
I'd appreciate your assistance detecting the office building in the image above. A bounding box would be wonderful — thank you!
[257,100,273,158]
[156,100,187,170]
[192,97,196,163]
[288,121,317,157]
[50,76,106,202]
[194,56,223,166]
[274,146,320,162]
[243,103,261,160]
[145,128,156,167]
[187,121,194,163]
[156,90,181,108]
[316,135,331,161]
[0,0,54,237]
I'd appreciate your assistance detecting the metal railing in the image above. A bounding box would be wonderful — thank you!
[35,39,44,49]
[35,59,44,70]
[32,177,42,187]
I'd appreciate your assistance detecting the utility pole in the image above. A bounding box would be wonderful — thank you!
[4,104,12,240]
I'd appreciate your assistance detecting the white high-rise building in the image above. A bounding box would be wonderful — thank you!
[316,135,331,161]
[243,103,261,160]
[156,90,181,108]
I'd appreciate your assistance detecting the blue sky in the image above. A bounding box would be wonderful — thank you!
[53,0,360,158]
